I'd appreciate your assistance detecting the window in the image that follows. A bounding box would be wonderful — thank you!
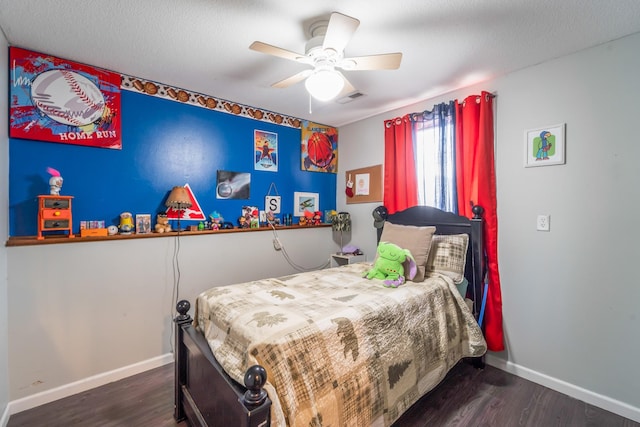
[413,115,457,213]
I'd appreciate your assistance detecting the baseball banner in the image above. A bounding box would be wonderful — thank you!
[9,47,122,149]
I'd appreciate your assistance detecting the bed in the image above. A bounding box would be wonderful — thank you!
[173,205,487,426]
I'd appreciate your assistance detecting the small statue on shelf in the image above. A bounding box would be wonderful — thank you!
[118,212,134,234]
[47,167,63,195]
[312,211,322,226]
[209,211,223,230]
[266,211,277,226]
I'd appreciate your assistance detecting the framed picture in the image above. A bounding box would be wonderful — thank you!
[301,121,338,173]
[216,170,251,199]
[135,214,152,234]
[293,192,319,217]
[254,129,278,172]
[524,123,565,167]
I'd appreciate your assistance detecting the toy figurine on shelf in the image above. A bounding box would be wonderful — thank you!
[119,212,134,234]
[238,216,249,228]
[266,211,276,225]
[312,211,322,226]
[298,216,308,226]
[209,211,223,230]
[301,210,314,226]
[47,167,63,195]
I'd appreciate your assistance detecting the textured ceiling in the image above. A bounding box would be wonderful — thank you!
[1,0,640,127]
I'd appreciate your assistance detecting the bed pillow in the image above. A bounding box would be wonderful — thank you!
[378,222,436,282]
[425,233,469,283]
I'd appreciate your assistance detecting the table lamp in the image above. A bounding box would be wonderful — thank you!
[165,186,193,308]
[165,186,192,232]
[332,211,351,254]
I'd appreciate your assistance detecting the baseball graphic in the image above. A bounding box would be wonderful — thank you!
[30,69,105,127]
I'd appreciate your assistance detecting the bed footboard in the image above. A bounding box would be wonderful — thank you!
[174,300,271,427]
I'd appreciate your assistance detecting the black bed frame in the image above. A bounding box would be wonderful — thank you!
[173,205,485,426]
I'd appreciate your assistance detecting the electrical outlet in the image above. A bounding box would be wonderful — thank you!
[536,214,550,231]
[273,238,282,250]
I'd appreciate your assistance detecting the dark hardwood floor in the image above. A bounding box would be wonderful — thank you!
[7,361,639,426]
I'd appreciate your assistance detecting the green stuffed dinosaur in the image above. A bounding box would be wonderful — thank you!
[364,241,417,287]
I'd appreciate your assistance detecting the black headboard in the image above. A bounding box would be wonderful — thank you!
[377,205,485,318]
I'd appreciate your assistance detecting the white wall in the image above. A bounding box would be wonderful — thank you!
[339,32,640,421]
[1,32,11,426]
[7,224,334,405]
[335,118,386,255]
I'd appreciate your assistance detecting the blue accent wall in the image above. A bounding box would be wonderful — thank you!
[9,90,336,236]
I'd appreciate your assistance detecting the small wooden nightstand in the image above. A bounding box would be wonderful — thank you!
[37,195,75,240]
[330,253,366,267]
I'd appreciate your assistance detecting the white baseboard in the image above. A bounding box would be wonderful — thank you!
[1,404,9,427]
[485,354,640,424]
[6,353,173,417]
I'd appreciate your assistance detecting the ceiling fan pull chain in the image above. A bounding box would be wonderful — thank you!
[309,93,313,114]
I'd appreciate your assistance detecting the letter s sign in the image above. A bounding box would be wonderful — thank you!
[265,196,281,213]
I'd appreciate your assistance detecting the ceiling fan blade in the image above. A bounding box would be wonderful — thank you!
[250,41,305,62]
[272,69,313,88]
[341,53,403,71]
[322,12,360,53]
[337,74,356,97]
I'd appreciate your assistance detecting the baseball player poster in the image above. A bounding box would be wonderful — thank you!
[9,47,122,149]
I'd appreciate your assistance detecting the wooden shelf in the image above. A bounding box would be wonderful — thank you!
[5,223,331,247]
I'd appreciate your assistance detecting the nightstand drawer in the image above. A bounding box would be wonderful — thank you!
[43,198,70,209]
[41,209,71,220]
[43,219,70,229]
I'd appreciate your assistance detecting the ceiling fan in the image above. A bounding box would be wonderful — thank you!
[250,12,402,102]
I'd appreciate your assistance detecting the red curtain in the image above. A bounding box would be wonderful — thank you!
[383,115,418,214]
[455,92,504,351]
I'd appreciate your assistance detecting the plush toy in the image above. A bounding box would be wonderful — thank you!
[364,241,417,288]
[154,214,172,233]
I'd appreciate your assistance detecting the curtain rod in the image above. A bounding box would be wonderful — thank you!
[385,91,497,124]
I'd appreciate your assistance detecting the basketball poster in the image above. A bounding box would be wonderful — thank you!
[9,47,122,149]
[301,121,338,173]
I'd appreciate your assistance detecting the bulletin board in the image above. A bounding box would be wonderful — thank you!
[345,164,383,204]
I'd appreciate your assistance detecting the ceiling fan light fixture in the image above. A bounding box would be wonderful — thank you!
[305,69,344,102]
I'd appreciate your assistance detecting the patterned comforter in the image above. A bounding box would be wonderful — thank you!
[195,263,486,426]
